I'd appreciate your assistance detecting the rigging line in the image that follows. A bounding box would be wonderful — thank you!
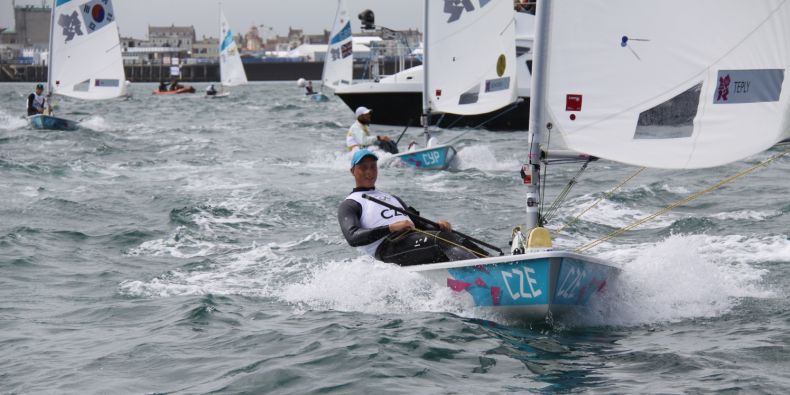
[575,149,789,253]
[410,228,489,259]
[557,166,646,233]
[543,159,591,224]
[470,100,521,130]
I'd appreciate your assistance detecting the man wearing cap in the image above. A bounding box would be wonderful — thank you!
[27,84,48,116]
[338,149,487,266]
[346,106,399,154]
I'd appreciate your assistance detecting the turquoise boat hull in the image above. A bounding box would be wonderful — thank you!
[310,93,329,102]
[394,144,456,170]
[406,250,620,321]
[29,115,79,131]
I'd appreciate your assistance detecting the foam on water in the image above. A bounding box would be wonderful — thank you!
[78,115,112,132]
[553,194,677,230]
[709,210,781,221]
[454,144,521,171]
[0,109,28,130]
[119,233,334,298]
[571,233,784,327]
[277,257,471,316]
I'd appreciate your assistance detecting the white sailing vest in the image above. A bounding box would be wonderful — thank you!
[27,93,46,112]
[346,121,370,151]
[345,190,411,256]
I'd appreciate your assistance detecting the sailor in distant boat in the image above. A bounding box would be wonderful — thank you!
[158,80,168,92]
[305,80,315,95]
[206,84,217,96]
[26,83,47,116]
[347,107,399,154]
[338,149,487,266]
[169,79,183,91]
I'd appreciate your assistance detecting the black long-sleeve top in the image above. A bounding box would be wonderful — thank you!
[338,187,432,247]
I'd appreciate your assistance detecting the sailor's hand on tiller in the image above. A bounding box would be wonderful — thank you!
[436,220,452,232]
[388,220,414,233]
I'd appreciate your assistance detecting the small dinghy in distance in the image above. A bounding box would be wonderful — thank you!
[310,93,330,102]
[312,0,354,101]
[391,0,517,170]
[205,91,231,99]
[393,144,456,170]
[206,6,248,98]
[152,86,195,95]
[29,114,79,131]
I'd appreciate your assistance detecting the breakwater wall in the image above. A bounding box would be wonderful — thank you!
[0,59,421,83]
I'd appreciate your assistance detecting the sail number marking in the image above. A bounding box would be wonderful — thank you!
[501,267,542,300]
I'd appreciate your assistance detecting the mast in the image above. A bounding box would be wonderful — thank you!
[421,0,430,138]
[525,0,552,231]
[46,0,56,96]
[218,1,222,86]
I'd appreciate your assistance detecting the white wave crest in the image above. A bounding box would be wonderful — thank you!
[573,234,782,327]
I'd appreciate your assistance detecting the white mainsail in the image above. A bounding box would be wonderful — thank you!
[322,0,353,91]
[219,8,247,87]
[426,0,517,115]
[49,0,126,100]
[536,0,790,169]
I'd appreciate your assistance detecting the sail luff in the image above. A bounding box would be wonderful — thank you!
[47,0,56,95]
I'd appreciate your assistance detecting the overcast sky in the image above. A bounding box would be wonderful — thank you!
[2,0,423,39]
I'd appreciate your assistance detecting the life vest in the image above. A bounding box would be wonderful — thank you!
[345,190,410,256]
[28,93,45,112]
[346,121,370,151]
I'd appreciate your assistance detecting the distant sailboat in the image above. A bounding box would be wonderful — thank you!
[393,0,518,170]
[209,5,247,98]
[30,0,126,130]
[313,0,354,102]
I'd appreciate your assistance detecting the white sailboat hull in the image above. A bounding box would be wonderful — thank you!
[405,250,619,321]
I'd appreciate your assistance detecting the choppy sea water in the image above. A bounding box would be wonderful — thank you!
[1,82,788,393]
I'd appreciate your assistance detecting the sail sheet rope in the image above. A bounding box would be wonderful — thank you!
[555,166,646,233]
[575,148,789,253]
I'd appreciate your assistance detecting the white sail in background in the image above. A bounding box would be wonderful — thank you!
[537,0,790,169]
[219,8,247,87]
[322,0,353,91]
[49,0,125,100]
[426,0,517,115]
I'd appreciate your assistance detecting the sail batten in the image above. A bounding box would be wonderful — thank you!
[540,0,790,169]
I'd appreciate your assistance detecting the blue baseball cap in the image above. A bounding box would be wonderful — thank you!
[351,149,378,168]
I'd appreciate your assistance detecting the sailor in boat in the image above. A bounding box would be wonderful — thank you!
[206,84,218,96]
[338,149,488,266]
[169,79,183,91]
[347,107,399,154]
[26,83,47,116]
[305,80,315,95]
[157,80,168,92]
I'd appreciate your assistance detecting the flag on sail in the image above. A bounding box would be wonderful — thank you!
[80,0,115,34]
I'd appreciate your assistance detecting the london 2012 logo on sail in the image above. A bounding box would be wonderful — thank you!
[716,74,731,102]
